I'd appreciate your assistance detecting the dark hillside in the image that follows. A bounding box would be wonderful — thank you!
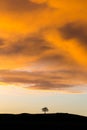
[0,113,87,129]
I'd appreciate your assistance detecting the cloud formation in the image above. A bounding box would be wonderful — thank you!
[0,69,87,93]
[0,35,51,56]
[59,22,87,46]
[0,0,87,93]
[0,0,49,12]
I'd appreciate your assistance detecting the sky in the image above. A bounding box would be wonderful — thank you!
[0,0,87,116]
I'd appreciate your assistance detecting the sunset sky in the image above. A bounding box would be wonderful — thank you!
[0,0,87,116]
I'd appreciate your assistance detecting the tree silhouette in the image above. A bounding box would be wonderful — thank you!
[42,107,49,114]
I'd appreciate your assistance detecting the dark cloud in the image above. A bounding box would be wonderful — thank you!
[37,50,76,69]
[59,22,87,46]
[0,0,49,12]
[31,81,72,90]
[0,38,5,46]
[0,36,52,56]
[0,70,72,90]
[39,54,65,63]
[0,69,87,92]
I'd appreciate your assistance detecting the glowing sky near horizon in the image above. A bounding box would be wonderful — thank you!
[0,0,87,116]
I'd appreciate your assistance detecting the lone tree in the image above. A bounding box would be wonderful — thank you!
[42,107,49,114]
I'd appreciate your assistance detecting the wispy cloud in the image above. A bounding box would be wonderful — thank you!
[0,35,51,56]
[0,68,87,93]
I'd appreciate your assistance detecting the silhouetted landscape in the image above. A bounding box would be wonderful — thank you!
[0,113,87,129]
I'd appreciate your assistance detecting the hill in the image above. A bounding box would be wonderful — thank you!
[0,113,87,129]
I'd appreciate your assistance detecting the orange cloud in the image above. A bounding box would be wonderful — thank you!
[0,68,87,93]
[0,0,87,93]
